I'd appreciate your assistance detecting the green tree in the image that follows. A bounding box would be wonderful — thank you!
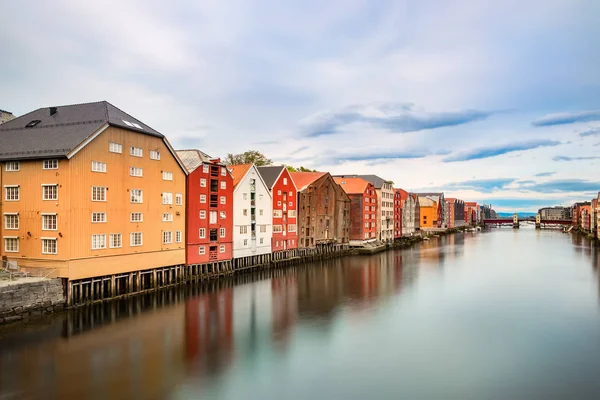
[224,150,273,166]
[285,165,316,172]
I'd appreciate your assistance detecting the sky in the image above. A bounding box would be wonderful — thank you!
[1,0,599,212]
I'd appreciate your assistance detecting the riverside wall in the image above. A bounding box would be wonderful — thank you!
[0,279,66,324]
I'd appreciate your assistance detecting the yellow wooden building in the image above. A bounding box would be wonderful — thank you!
[0,101,187,281]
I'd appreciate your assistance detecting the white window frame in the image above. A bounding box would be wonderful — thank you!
[199,246,206,255]
[162,231,173,244]
[162,213,173,222]
[260,225,266,233]
[220,196,226,204]
[91,234,107,250]
[200,210,206,219]
[150,150,161,160]
[220,227,226,238]
[220,245,225,253]
[4,213,19,230]
[220,211,226,220]
[43,159,58,170]
[109,142,122,154]
[199,228,206,239]
[283,178,287,185]
[273,210,282,218]
[42,184,58,201]
[175,230,182,243]
[202,165,209,173]
[277,190,282,195]
[41,214,57,231]
[175,193,183,206]
[91,186,107,202]
[4,185,20,201]
[3,237,19,253]
[220,181,226,189]
[162,171,173,181]
[221,167,226,176]
[130,147,143,157]
[162,192,173,205]
[5,161,20,172]
[109,233,122,248]
[130,212,143,222]
[240,225,248,234]
[41,238,58,254]
[200,178,207,187]
[91,212,107,223]
[130,232,143,247]
[200,194,206,203]
[288,224,296,232]
[130,166,143,177]
[91,161,107,173]
[130,189,143,204]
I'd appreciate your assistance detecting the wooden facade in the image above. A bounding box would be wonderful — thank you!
[393,189,403,239]
[334,177,377,245]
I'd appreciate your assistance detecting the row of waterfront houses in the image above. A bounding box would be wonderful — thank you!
[0,102,492,289]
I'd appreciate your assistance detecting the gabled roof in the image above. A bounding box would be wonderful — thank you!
[395,188,409,201]
[333,177,371,194]
[333,174,390,189]
[289,171,326,191]
[257,166,285,189]
[228,163,253,188]
[419,197,436,207]
[0,101,164,161]
[176,149,224,173]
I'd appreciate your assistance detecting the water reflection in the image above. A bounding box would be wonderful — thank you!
[2,231,600,399]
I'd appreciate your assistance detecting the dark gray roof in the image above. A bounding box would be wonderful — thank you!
[257,166,285,189]
[0,101,163,161]
[176,149,225,173]
[332,174,389,189]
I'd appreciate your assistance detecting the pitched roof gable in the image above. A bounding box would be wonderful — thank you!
[333,177,371,194]
[228,163,253,188]
[176,149,225,173]
[257,166,285,189]
[289,171,326,191]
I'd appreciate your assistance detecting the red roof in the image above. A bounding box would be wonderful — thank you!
[289,171,326,191]
[395,188,409,201]
[228,163,253,188]
[465,202,477,206]
[333,177,371,194]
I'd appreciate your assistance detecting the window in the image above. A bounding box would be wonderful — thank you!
[203,165,209,173]
[130,212,143,222]
[200,210,206,219]
[129,166,143,177]
[277,190,281,195]
[43,159,58,170]
[42,214,57,231]
[210,211,217,224]
[92,212,106,223]
[365,214,369,220]
[240,225,248,234]
[4,237,18,252]
[199,246,206,255]
[150,150,160,160]
[109,142,122,153]
[4,186,19,201]
[365,206,369,211]
[162,213,173,222]
[200,178,207,187]
[200,194,206,203]
[220,227,225,238]
[4,214,18,230]
[110,233,122,248]
[277,201,281,206]
[289,210,296,218]
[273,225,283,233]
[199,228,206,238]
[283,178,288,185]
[210,229,218,241]
[5,161,19,172]
[365,222,369,228]
[130,232,143,246]
[91,160,108,173]
[219,180,225,190]
[131,189,143,203]
[243,239,248,246]
[289,191,293,197]
[220,196,226,204]
[364,232,369,239]
[260,225,266,233]
[260,238,264,244]
[91,186,106,202]
[92,234,107,250]
[221,167,226,176]
[176,231,182,243]
[273,210,282,218]
[163,231,173,244]
[243,209,248,216]
[42,184,58,200]
[220,211,226,219]
[130,147,143,157]
[42,238,57,254]
[288,224,296,232]
[243,193,248,200]
[161,171,173,181]
[176,193,183,206]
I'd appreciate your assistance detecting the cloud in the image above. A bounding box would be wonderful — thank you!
[552,155,600,161]
[534,171,555,177]
[532,111,600,127]
[578,127,600,137]
[443,140,562,162]
[416,178,517,194]
[300,102,492,137]
[525,179,600,193]
[479,198,571,210]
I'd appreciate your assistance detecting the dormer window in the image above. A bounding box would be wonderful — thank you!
[25,120,41,128]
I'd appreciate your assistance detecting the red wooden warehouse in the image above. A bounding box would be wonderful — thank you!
[333,177,377,246]
[393,189,403,239]
[257,166,298,253]
[176,150,233,268]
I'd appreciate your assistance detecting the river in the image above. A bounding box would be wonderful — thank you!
[2,228,600,399]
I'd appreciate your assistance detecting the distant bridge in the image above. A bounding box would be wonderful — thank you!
[483,215,572,229]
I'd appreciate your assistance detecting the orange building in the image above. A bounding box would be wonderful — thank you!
[417,195,438,229]
[0,101,187,281]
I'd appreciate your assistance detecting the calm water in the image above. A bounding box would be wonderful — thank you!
[2,228,600,399]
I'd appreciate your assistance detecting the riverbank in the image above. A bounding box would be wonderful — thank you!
[0,227,471,325]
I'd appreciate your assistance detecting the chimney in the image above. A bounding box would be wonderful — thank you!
[50,107,57,116]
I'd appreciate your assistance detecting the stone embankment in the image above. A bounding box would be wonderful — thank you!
[0,278,65,324]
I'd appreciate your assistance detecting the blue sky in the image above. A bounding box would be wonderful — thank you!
[1,0,599,211]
